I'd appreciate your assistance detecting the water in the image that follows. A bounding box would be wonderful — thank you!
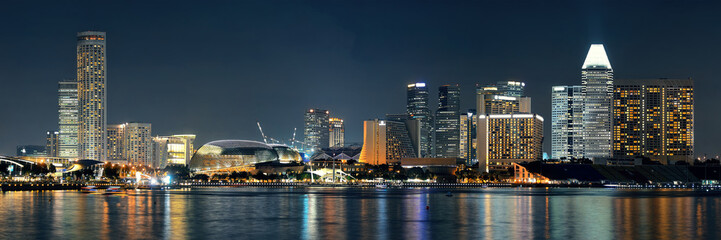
[1,187,720,240]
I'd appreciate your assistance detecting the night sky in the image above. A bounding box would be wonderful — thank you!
[1,1,719,157]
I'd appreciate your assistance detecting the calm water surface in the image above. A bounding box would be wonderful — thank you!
[1,187,720,239]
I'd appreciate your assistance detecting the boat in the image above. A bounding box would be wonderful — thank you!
[103,186,124,195]
[80,186,98,193]
[375,184,388,189]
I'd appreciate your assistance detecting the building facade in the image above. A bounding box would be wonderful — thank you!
[435,84,461,158]
[477,114,544,172]
[551,85,584,160]
[359,119,419,165]
[329,117,344,147]
[581,44,614,159]
[45,131,59,157]
[122,123,152,165]
[304,108,329,152]
[77,31,107,161]
[476,81,531,115]
[152,134,196,168]
[612,79,694,163]
[407,83,433,157]
[459,109,477,165]
[58,81,79,158]
[107,124,125,162]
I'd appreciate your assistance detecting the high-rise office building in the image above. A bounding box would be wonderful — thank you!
[45,131,59,157]
[612,78,694,164]
[329,118,344,147]
[152,134,196,168]
[477,114,544,172]
[359,119,419,165]
[459,109,477,165]
[77,31,107,161]
[122,123,152,165]
[407,83,433,157]
[551,86,584,160]
[476,81,531,114]
[581,44,613,159]
[435,84,461,158]
[107,124,125,162]
[58,81,79,158]
[304,109,330,151]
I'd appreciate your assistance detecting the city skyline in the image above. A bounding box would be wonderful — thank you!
[1,1,720,158]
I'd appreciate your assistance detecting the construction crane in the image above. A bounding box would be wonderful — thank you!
[257,122,268,144]
[291,128,297,149]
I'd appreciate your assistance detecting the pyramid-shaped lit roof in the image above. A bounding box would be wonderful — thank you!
[582,44,612,69]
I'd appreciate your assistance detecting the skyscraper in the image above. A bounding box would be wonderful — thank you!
[435,84,461,158]
[359,119,419,165]
[407,83,432,157]
[459,109,477,165]
[476,81,531,115]
[77,31,107,161]
[477,114,544,172]
[612,78,694,164]
[107,124,124,162]
[45,131,59,157]
[581,44,613,159]
[551,85,584,160]
[304,109,329,151]
[329,118,344,147]
[58,80,78,158]
[122,123,152,165]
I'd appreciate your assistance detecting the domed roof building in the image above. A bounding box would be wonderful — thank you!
[189,140,302,173]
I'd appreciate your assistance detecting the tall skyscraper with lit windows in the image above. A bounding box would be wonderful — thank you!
[304,109,330,151]
[122,123,152,165]
[407,83,433,157]
[581,44,614,159]
[329,117,344,147]
[435,84,460,158]
[58,80,79,158]
[612,78,694,164]
[77,31,107,161]
[476,81,531,115]
[551,85,584,159]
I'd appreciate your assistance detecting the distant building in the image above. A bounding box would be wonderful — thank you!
[58,80,79,158]
[359,119,419,165]
[435,84,461,158]
[407,83,433,157]
[304,108,329,151]
[77,31,107,161]
[152,134,196,168]
[121,123,152,165]
[459,109,477,165]
[329,117,344,147]
[107,124,125,162]
[476,81,531,114]
[551,85,584,160]
[477,113,544,172]
[612,78,694,164]
[16,145,46,157]
[45,131,59,157]
[581,44,614,159]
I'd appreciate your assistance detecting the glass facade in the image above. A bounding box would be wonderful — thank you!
[329,117,344,147]
[304,109,329,151]
[407,83,433,157]
[58,81,78,158]
[551,86,584,160]
[435,85,461,158]
[581,44,614,159]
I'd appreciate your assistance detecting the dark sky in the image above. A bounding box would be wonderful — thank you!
[0,0,719,157]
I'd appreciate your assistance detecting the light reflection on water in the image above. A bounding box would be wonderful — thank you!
[1,188,720,239]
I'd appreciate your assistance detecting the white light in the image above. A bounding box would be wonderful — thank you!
[512,114,533,118]
[415,82,426,87]
[494,96,517,101]
[535,115,544,122]
[553,86,566,91]
[489,114,512,119]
